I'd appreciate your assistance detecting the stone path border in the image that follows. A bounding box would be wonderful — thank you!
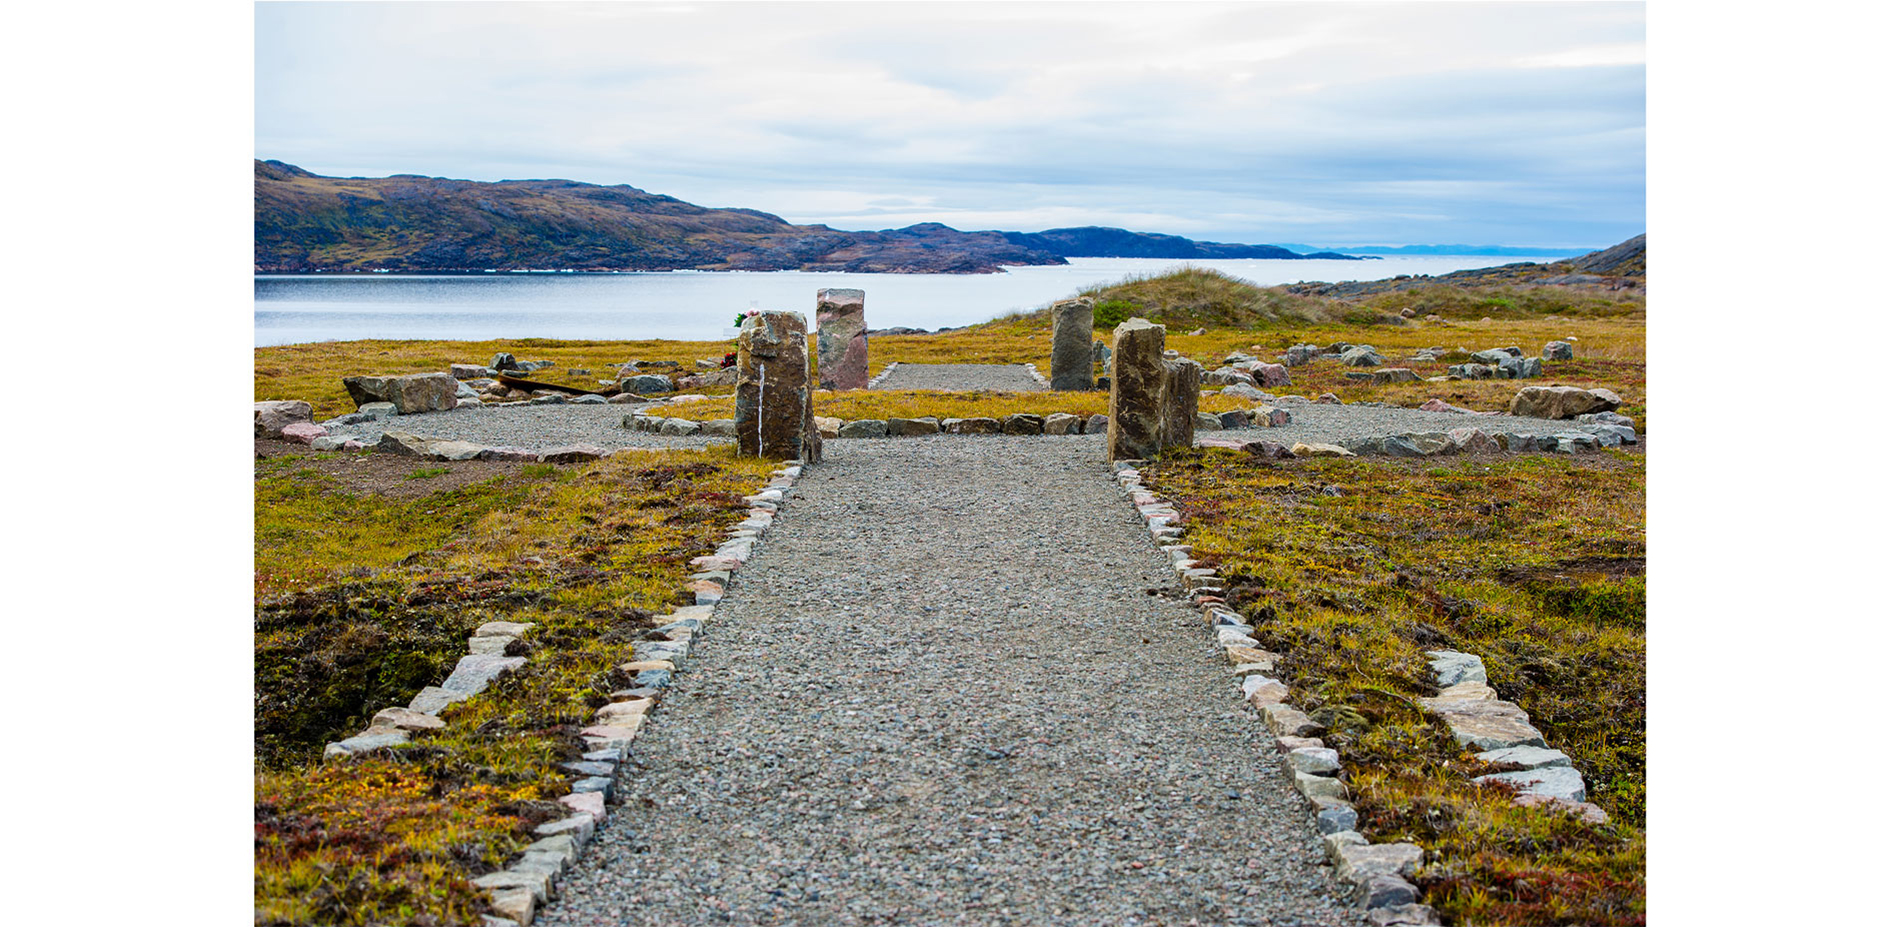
[1419,651,1609,824]
[311,459,807,927]
[864,362,901,389]
[1111,460,1440,926]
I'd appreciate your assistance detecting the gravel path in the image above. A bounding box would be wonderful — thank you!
[1217,399,1607,447]
[319,404,719,451]
[874,363,1047,392]
[318,396,1606,454]
[537,437,1358,927]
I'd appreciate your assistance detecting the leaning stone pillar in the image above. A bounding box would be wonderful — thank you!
[815,288,869,390]
[1107,318,1168,460]
[1159,357,1202,448]
[1049,297,1096,390]
[736,310,822,462]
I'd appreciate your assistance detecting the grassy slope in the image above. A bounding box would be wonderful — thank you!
[255,449,778,926]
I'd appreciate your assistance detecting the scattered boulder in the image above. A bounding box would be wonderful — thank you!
[1341,346,1386,368]
[1202,367,1257,387]
[1043,413,1082,435]
[886,417,941,436]
[1498,356,1543,379]
[1509,386,1623,419]
[279,421,327,445]
[1291,442,1353,458]
[1085,414,1110,434]
[1221,383,1272,402]
[490,352,520,371]
[1419,398,1479,414]
[374,430,434,457]
[342,373,459,414]
[1447,364,1495,380]
[624,374,673,394]
[839,419,889,438]
[450,363,489,379]
[658,418,701,436]
[1283,344,1319,366]
[814,416,843,439]
[1252,363,1291,388]
[1002,413,1044,435]
[943,417,1002,434]
[254,400,313,438]
[537,445,609,464]
[1542,341,1574,361]
[1252,407,1291,428]
[1473,348,1521,365]
[1371,368,1421,385]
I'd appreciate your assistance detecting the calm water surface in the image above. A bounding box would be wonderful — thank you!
[254,255,1557,347]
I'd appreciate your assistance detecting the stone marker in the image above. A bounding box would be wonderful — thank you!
[1050,297,1096,390]
[1160,358,1202,448]
[815,288,869,390]
[735,310,822,462]
[1107,318,1169,460]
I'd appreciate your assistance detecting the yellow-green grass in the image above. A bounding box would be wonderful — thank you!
[256,338,739,419]
[257,312,1642,429]
[255,448,779,926]
[1142,449,1644,926]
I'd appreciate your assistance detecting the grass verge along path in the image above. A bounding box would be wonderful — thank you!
[1142,449,1645,926]
[255,448,778,926]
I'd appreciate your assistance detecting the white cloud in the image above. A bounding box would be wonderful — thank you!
[255,1,1645,247]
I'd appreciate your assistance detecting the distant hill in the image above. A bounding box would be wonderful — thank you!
[1282,235,1646,300]
[1000,227,1361,261]
[1273,243,1593,257]
[254,162,1361,274]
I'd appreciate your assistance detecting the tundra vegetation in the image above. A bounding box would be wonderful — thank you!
[254,449,778,925]
[256,265,1644,925]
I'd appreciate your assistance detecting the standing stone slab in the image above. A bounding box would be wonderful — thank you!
[1107,318,1169,460]
[815,288,869,390]
[1159,357,1202,449]
[1050,297,1096,391]
[736,310,822,463]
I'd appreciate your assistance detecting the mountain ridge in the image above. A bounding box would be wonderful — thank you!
[255,161,1368,274]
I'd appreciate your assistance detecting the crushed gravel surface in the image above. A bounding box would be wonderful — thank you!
[536,437,1360,927]
[319,403,719,452]
[874,363,1047,392]
[1218,399,1612,448]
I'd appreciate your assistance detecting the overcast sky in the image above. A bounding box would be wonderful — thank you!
[255,1,1644,249]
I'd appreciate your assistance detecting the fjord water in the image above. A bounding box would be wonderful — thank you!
[254,255,1557,347]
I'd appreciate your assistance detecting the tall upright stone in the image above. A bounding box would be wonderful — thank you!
[1159,357,1202,448]
[1050,297,1097,390]
[815,288,869,390]
[735,310,822,463]
[1107,318,1169,460]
